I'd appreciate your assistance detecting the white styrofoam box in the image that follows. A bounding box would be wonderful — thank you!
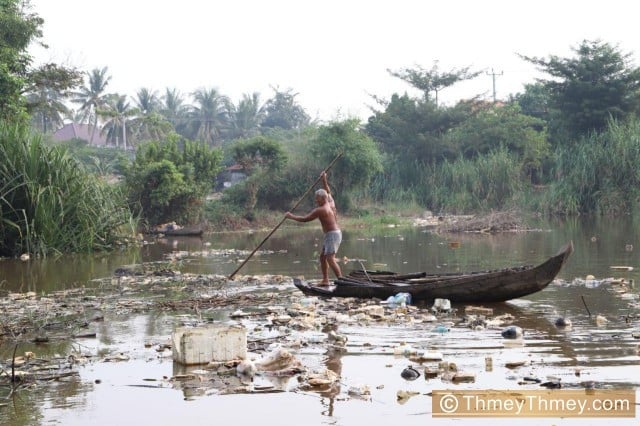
[172,324,247,365]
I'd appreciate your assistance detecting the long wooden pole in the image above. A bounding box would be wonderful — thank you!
[228,152,343,279]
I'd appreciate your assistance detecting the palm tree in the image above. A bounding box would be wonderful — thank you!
[187,87,231,146]
[129,87,171,143]
[99,94,135,150]
[133,87,160,114]
[71,67,112,145]
[24,63,82,133]
[26,88,70,133]
[161,88,188,127]
[229,92,266,139]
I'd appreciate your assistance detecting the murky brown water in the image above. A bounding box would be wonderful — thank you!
[1,216,639,425]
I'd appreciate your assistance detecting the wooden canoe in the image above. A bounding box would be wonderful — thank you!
[293,241,573,303]
[147,225,204,237]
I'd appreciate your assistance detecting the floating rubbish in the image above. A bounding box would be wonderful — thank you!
[610,265,634,271]
[582,380,595,390]
[451,372,476,383]
[364,305,385,318]
[400,366,421,381]
[485,357,493,371]
[255,348,299,372]
[396,390,420,405]
[172,324,247,366]
[424,367,439,379]
[385,292,412,306]
[465,306,494,316]
[540,379,562,389]
[409,351,443,363]
[505,360,529,369]
[432,298,451,313]
[466,317,487,330]
[501,326,524,339]
[438,361,457,372]
[327,330,348,346]
[595,315,608,325]
[393,343,418,356]
[303,369,339,388]
[236,359,257,377]
[348,384,371,397]
[555,317,572,328]
[433,324,450,334]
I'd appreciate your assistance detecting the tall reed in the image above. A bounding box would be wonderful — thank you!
[0,122,136,256]
[424,149,523,213]
[545,118,640,215]
[367,149,523,214]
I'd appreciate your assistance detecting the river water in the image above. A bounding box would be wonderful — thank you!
[1,216,639,425]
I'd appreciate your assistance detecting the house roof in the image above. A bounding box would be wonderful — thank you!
[52,123,108,146]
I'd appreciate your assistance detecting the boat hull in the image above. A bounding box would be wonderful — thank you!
[293,242,573,303]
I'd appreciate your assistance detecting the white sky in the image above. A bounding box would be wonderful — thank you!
[28,0,640,122]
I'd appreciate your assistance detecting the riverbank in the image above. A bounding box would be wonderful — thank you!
[204,206,528,234]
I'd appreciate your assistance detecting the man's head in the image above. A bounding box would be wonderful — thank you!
[315,188,328,205]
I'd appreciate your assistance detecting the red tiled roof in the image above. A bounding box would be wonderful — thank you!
[52,123,108,146]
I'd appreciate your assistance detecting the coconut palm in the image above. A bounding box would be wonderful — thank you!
[133,87,161,114]
[187,87,231,146]
[229,92,266,139]
[99,94,135,150]
[26,87,70,133]
[161,88,188,126]
[129,87,171,143]
[71,67,112,145]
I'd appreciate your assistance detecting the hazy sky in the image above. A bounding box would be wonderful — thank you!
[29,0,640,121]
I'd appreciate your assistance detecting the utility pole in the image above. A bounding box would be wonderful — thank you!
[486,68,503,103]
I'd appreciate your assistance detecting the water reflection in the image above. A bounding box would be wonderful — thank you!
[2,216,640,292]
[321,322,344,417]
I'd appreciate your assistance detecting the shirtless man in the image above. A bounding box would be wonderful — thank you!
[285,172,342,285]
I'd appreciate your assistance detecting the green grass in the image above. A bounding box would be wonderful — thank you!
[1,121,137,256]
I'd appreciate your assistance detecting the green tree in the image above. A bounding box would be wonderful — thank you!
[310,119,383,211]
[71,67,112,144]
[0,0,42,121]
[187,87,231,146]
[128,87,173,143]
[510,82,551,122]
[229,92,266,139]
[520,40,640,140]
[24,62,83,133]
[442,104,549,182]
[365,93,473,163]
[388,61,481,106]
[98,94,135,149]
[124,135,223,225]
[230,136,287,210]
[161,87,188,132]
[261,87,310,130]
